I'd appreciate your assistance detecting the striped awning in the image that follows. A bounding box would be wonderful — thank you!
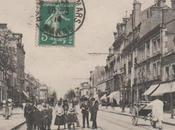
[23,91,29,98]
[151,82,175,96]
[143,84,159,96]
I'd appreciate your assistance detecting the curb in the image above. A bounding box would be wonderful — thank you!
[100,109,175,126]
[10,121,26,130]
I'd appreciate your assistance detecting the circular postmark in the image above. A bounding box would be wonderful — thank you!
[36,0,86,39]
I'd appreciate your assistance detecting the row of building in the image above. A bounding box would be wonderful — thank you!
[77,0,175,111]
[0,23,49,106]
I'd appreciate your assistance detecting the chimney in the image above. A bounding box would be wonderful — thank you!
[133,0,141,27]
[0,23,7,29]
[123,17,129,24]
[171,0,175,9]
[154,0,166,7]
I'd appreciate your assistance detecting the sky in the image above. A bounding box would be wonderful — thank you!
[0,0,171,98]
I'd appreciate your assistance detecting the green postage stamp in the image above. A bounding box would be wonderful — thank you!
[36,0,86,46]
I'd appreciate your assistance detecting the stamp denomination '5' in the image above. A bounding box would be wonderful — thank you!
[36,0,86,46]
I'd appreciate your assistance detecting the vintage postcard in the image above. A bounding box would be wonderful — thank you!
[0,0,175,130]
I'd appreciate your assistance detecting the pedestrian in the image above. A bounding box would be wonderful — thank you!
[8,98,13,116]
[47,104,53,130]
[54,101,65,130]
[62,99,69,129]
[42,102,49,130]
[80,98,89,128]
[121,99,126,112]
[67,101,80,129]
[90,98,99,129]
[24,102,34,130]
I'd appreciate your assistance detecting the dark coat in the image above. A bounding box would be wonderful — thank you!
[91,101,99,120]
[24,104,34,121]
[80,103,89,114]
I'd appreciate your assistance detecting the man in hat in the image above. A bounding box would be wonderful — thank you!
[90,98,99,129]
[80,98,89,128]
[24,101,34,130]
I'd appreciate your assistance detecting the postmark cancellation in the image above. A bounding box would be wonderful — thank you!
[36,0,85,46]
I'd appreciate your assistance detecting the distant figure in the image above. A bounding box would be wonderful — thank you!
[80,99,89,128]
[47,104,53,130]
[8,98,13,116]
[54,101,65,130]
[24,102,34,130]
[90,98,99,129]
[63,100,69,129]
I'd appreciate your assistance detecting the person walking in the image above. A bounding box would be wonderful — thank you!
[90,98,99,129]
[80,98,89,128]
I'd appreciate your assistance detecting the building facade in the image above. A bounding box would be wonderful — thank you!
[112,0,175,107]
[79,82,90,98]
[0,24,25,105]
[39,84,49,102]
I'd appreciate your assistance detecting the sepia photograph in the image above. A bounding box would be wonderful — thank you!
[0,0,175,130]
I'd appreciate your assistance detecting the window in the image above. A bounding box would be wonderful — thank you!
[172,64,175,79]
[157,61,161,76]
[153,63,157,78]
[146,42,150,58]
[152,37,161,55]
[152,61,160,79]
[146,64,151,79]
[165,66,170,80]
[124,64,126,74]
[128,61,132,74]
[153,40,157,54]
[86,91,89,95]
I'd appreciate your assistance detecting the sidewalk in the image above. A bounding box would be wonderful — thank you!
[0,108,25,130]
[100,106,175,126]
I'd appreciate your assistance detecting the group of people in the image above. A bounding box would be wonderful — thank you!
[54,99,79,130]
[80,97,99,129]
[54,97,99,130]
[24,102,53,130]
[24,97,99,130]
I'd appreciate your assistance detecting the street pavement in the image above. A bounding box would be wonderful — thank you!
[0,108,25,130]
[100,106,175,126]
[98,110,174,130]
[17,106,175,130]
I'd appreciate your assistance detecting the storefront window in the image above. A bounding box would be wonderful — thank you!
[165,66,170,80]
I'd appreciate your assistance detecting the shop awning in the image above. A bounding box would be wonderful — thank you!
[143,84,159,96]
[23,91,29,98]
[151,82,175,96]
[100,94,107,101]
[107,91,120,104]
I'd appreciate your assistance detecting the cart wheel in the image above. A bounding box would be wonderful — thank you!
[150,120,156,128]
[132,116,138,126]
[131,107,138,126]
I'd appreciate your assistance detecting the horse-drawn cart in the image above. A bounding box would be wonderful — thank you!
[131,99,164,130]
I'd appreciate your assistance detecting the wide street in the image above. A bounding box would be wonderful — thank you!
[17,110,175,130]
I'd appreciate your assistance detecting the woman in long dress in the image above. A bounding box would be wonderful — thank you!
[54,101,65,130]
